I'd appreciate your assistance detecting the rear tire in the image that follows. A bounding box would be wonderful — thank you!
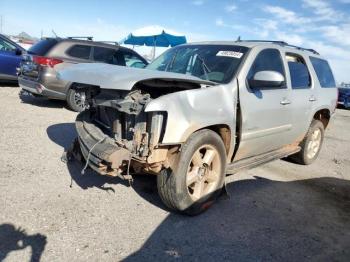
[290,120,324,165]
[66,88,89,112]
[157,129,227,215]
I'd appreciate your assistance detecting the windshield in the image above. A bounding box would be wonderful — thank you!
[146,45,248,84]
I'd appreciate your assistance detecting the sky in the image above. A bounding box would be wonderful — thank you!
[0,0,349,82]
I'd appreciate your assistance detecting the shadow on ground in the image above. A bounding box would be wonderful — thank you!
[0,81,19,87]
[0,223,47,262]
[125,176,350,261]
[19,93,67,109]
[46,123,166,209]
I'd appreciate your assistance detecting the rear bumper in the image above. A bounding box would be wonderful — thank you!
[18,76,66,100]
[75,111,131,176]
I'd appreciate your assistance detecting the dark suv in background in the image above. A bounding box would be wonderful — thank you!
[337,83,350,109]
[18,37,148,111]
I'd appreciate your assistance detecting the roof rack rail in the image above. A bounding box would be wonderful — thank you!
[67,36,93,41]
[41,36,62,40]
[235,39,319,55]
[283,43,319,55]
[97,41,119,45]
[236,39,288,45]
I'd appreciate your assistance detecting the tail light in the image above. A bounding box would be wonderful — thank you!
[33,56,63,68]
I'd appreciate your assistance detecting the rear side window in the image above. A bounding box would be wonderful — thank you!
[67,45,91,60]
[93,47,118,64]
[28,39,58,55]
[248,48,285,81]
[286,54,311,89]
[0,37,17,52]
[123,51,147,68]
[310,57,336,88]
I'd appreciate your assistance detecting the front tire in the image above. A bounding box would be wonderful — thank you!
[157,129,227,215]
[66,88,89,112]
[290,120,324,165]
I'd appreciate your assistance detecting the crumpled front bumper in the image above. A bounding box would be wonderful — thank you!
[74,111,131,176]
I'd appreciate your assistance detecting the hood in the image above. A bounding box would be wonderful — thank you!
[57,63,216,90]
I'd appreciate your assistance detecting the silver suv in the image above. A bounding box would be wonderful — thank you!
[60,40,337,215]
[18,37,148,111]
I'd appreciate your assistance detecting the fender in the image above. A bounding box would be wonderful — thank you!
[145,82,238,159]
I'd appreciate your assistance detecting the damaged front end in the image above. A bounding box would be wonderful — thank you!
[65,88,169,179]
[58,63,219,180]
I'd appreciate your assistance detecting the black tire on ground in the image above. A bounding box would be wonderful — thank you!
[290,119,324,165]
[157,129,227,216]
[66,88,88,112]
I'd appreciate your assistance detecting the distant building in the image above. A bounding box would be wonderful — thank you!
[8,32,38,50]
[340,82,350,88]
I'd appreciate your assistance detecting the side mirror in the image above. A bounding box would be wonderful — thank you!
[15,48,23,56]
[249,70,285,88]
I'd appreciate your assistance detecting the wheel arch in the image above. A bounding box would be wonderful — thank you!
[69,82,100,91]
[195,124,232,157]
[313,108,331,129]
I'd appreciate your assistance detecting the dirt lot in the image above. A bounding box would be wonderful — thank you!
[0,84,349,261]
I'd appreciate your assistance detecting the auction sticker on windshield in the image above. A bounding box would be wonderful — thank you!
[216,51,243,59]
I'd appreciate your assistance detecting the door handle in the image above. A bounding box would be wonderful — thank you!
[309,96,317,102]
[280,99,291,105]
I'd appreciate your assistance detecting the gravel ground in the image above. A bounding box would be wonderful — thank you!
[0,85,349,262]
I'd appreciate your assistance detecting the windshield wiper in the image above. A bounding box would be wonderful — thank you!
[196,54,211,81]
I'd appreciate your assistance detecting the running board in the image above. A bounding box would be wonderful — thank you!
[226,146,301,175]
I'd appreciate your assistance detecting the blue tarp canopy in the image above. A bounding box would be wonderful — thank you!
[122,30,187,47]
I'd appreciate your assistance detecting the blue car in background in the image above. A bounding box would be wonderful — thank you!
[338,83,350,109]
[0,34,26,81]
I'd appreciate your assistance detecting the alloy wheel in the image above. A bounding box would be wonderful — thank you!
[306,128,322,159]
[74,90,89,110]
[186,145,221,201]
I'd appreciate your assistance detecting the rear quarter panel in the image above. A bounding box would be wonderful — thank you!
[39,41,93,96]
